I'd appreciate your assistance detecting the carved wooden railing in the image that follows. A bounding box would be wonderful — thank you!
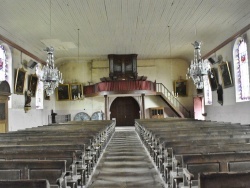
[83,80,156,97]
[156,83,191,118]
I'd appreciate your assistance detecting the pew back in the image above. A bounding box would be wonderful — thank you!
[0,160,66,187]
[0,180,50,188]
[199,171,250,188]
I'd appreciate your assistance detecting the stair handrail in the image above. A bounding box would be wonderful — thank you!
[156,83,191,118]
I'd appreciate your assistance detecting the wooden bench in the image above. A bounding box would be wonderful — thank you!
[156,136,250,174]
[0,149,88,186]
[0,180,50,188]
[167,143,250,180]
[149,131,250,177]
[0,121,115,187]
[199,171,250,188]
[178,153,250,188]
[0,160,67,188]
[0,150,82,170]
[135,119,250,187]
[173,152,250,187]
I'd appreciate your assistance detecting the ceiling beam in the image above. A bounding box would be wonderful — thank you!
[0,34,46,65]
[202,23,250,59]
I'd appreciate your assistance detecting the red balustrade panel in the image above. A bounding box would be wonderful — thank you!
[84,80,156,96]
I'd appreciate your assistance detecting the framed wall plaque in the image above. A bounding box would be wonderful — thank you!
[70,83,83,100]
[218,61,233,88]
[208,68,219,91]
[14,68,27,95]
[56,84,70,101]
[174,79,187,96]
[28,74,38,97]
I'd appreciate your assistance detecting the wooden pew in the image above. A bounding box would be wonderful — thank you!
[135,119,250,187]
[199,171,250,188]
[157,136,250,175]
[0,150,86,187]
[0,150,82,170]
[178,153,250,187]
[0,180,50,188]
[166,143,250,180]
[140,126,250,178]
[0,121,115,187]
[0,160,67,188]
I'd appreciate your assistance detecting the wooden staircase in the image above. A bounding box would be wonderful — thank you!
[156,83,191,118]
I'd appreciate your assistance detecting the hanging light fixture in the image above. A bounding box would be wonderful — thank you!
[186,41,212,89]
[168,26,178,98]
[74,29,84,101]
[36,0,63,96]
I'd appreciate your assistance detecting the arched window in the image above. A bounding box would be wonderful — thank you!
[0,44,12,107]
[233,37,250,102]
[0,45,8,81]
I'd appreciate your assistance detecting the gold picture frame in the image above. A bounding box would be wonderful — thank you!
[57,84,70,101]
[14,68,27,95]
[218,61,233,88]
[208,68,219,91]
[174,79,187,96]
[70,83,83,100]
[28,74,38,97]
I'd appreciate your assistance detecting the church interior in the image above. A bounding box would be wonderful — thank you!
[0,0,250,187]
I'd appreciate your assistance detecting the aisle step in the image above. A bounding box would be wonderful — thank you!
[87,127,166,188]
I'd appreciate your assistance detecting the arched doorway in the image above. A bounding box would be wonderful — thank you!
[110,97,140,126]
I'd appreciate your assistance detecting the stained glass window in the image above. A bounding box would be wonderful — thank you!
[0,43,12,108]
[0,45,8,81]
[233,37,250,102]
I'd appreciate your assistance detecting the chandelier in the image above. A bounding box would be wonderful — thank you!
[73,29,84,101]
[186,41,211,89]
[36,0,63,96]
[36,47,63,96]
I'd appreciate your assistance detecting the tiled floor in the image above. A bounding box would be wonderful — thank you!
[87,127,166,188]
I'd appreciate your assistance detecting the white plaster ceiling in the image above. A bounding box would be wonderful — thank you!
[0,0,249,64]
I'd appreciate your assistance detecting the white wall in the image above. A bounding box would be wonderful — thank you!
[204,30,250,124]
[8,48,54,131]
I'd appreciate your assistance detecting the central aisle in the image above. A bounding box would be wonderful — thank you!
[87,127,166,188]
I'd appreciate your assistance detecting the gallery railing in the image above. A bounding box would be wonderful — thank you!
[156,83,191,118]
[83,80,156,96]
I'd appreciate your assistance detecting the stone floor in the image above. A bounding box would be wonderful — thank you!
[86,126,166,188]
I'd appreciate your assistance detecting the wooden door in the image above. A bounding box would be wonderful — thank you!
[194,96,204,120]
[110,97,140,126]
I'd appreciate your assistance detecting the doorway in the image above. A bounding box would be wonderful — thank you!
[110,97,140,126]
[194,96,204,120]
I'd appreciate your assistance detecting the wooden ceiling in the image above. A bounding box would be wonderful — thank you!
[0,0,249,64]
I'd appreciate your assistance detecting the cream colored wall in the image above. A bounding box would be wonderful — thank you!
[7,42,193,130]
[137,59,194,113]
[55,60,107,120]
[5,43,193,129]
[55,58,194,120]
[8,47,53,131]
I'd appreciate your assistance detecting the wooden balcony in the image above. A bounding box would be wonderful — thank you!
[83,80,156,97]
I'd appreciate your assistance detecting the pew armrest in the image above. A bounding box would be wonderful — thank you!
[56,172,67,188]
[183,168,194,181]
